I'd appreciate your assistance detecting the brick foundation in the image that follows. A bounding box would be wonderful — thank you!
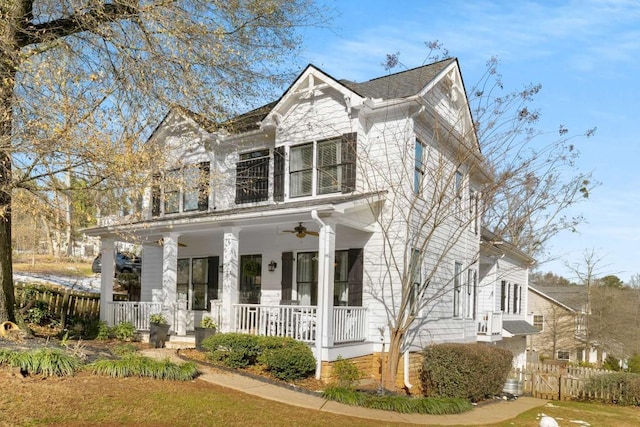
[320,352,424,395]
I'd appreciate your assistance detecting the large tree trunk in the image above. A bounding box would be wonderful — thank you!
[0,1,23,322]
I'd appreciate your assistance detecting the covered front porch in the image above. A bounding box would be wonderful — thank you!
[89,197,380,375]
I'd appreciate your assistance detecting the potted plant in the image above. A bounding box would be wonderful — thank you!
[195,315,217,350]
[149,313,170,348]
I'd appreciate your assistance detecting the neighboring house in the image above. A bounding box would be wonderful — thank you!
[528,284,602,366]
[85,58,531,382]
[477,228,539,369]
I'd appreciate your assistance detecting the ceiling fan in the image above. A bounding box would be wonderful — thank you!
[283,222,319,238]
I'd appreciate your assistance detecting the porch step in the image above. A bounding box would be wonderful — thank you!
[164,334,195,350]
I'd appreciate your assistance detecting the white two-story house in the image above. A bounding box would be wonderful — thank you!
[86,58,534,383]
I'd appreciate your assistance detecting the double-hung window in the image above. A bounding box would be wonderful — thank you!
[288,133,356,198]
[236,149,270,204]
[453,261,462,317]
[454,170,463,214]
[153,162,209,216]
[414,139,426,194]
[290,143,314,197]
[533,314,544,331]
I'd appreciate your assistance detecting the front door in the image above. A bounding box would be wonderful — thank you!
[239,254,262,304]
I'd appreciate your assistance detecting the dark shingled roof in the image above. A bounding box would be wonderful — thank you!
[340,58,455,100]
[503,320,540,336]
[173,58,456,134]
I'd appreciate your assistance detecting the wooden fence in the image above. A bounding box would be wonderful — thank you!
[512,362,612,401]
[14,281,127,326]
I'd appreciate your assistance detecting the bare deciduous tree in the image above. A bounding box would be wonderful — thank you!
[0,0,325,322]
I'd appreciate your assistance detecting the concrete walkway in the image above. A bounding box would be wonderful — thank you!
[141,349,547,425]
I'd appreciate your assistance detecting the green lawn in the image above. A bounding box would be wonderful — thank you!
[2,370,640,426]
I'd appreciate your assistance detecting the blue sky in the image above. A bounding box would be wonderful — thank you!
[298,0,640,283]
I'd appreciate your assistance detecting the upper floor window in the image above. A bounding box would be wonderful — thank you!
[454,170,463,213]
[153,162,209,216]
[453,261,462,317]
[236,149,270,204]
[414,139,426,193]
[288,133,357,198]
[533,314,544,330]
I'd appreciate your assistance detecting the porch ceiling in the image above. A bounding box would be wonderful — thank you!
[86,192,381,243]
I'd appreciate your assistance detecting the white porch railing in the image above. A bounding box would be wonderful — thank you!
[107,301,368,345]
[105,302,162,330]
[233,304,318,343]
[477,311,503,336]
[333,306,368,344]
[233,304,368,345]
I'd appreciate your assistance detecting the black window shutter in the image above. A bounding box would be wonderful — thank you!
[500,281,506,312]
[207,256,219,309]
[281,252,293,301]
[273,147,285,201]
[151,173,161,217]
[348,248,363,306]
[341,132,357,193]
[198,162,210,211]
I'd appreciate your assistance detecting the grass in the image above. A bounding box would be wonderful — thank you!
[489,400,640,427]
[13,254,93,278]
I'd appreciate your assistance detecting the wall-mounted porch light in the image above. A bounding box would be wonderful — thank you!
[268,260,277,272]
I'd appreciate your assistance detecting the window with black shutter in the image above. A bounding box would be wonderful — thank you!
[235,149,270,204]
[273,146,285,202]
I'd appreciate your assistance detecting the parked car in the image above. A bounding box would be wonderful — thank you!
[92,252,141,276]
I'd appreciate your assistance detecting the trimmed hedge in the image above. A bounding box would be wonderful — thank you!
[258,337,315,381]
[201,333,260,368]
[420,343,512,401]
[202,333,316,381]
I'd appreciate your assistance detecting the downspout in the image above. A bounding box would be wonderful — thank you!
[311,209,325,380]
[402,105,423,391]
[404,348,413,391]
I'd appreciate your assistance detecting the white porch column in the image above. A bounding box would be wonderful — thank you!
[161,232,180,331]
[99,237,115,325]
[221,228,239,333]
[311,211,336,379]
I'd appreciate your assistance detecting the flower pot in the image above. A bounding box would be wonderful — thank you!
[195,326,217,350]
[149,322,170,348]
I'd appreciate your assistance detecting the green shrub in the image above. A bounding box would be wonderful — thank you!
[24,301,52,325]
[628,353,640,373]
[603,354,621,371]
[112,321,136,341]
[322,386,472,414]
[202,333,260,368]
[260,341,315,381]
[96,321,111,341]
[420,343,513,401]
[332,356,361,389]
[0,348,80,377]
[112,343,138,357]
[586,372,640,406]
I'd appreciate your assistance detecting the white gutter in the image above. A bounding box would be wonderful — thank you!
[311,209,325,380]
[404,349,413,390]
